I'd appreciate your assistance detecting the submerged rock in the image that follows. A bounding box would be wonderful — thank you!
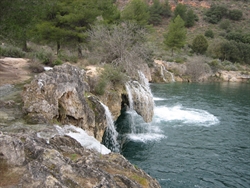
[0,131,161,188]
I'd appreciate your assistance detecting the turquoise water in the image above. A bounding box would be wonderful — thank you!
[116,82,250,188]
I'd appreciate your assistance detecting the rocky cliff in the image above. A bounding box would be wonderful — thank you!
[0,130,160,188]
[22,64,108,141]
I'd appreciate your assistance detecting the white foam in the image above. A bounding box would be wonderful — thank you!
[127,133,166,142]
[154,97,167,101]
[55,125,111,154]
[154,105,219,127]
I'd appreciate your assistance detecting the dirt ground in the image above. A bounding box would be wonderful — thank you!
[0,57,32,86]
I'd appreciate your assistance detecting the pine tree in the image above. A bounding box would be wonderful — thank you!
[149,0,163,25]
[164,15,186,56]
[121,0,150,26]
[33,0,120,55]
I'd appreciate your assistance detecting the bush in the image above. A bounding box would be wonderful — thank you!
[220,41,250,64]
[0,45,25,58]
[228,9,243,20]
[192,35,208,54]
[204,4,228,24]
[205,29,214,38]
[53,59,63,66]
[219,19,231,30]
[225,32,250,44]
[94,64,128,95]
[31,49,53,65]
[185,55,211,81]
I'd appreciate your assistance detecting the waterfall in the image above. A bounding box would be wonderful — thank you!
[160,65,175,82]
[101,102,120,152]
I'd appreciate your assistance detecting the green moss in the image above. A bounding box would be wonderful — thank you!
[130,174,149,187]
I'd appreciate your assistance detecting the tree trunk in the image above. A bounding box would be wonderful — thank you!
[57,41,61,55]
[78,44,82,58]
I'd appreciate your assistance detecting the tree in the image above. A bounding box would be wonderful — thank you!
[33,0,120,56]
[149,0,163,25]
[185,9,197,28]
[164,15,186,56]
[88,22,153,78]
[173,3,187,20]
[192,35,208,54]
[121,0,150,26]
[0,0,48,50]
[161,0,172,18]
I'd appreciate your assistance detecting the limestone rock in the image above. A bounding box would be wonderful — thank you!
[0,132,161,188]
[22,64,107,141]
[215,71,250,82]
[0,134,25,166]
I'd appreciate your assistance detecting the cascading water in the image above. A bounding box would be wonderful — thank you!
[115,72,165,147]
[125,71,154,123]
[101,102,120,152]
[160,65,175,82]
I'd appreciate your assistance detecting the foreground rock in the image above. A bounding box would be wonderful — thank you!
[0,131,160,188]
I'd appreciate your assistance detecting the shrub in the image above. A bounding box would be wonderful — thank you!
[53,59,63,66]
[205,29,214,38]
[225,32,250,44]
[220,41,250,64]
[94,64,128,95]
[185,9,197,28]
[0,45,25,58]
[204,4,228,24]
[219,19,231,30]
[185,55,211,81]
[32,49,53,65]
[192,35,208,54]
[228,9,243,20]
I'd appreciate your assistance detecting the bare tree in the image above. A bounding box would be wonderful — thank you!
[87,22,152,79]
[186,55,212,82]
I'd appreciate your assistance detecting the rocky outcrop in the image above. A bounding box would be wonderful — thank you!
[22,64,108,141]
[151,60,186,83]
[213,71,250,82]
[124,71,154,123]
[85,65,124,120]
[0,131,161,188]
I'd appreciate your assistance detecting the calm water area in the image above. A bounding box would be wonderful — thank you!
[116,82,250,188]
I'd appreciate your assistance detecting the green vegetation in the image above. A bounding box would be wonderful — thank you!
[121,0,150,26]
[192,35,208,55]
[164,15,186,56]
[1,0,250,81]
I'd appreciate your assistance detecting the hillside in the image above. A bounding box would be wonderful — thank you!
[1,0,250,80]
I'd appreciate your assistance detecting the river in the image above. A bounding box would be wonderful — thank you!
[116,82,250,188]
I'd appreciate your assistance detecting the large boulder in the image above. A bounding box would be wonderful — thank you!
[22,64,107,141]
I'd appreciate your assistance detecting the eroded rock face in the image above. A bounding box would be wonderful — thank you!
[22,64,107,141]
[214,71,250,82]
[0,131,161,188]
